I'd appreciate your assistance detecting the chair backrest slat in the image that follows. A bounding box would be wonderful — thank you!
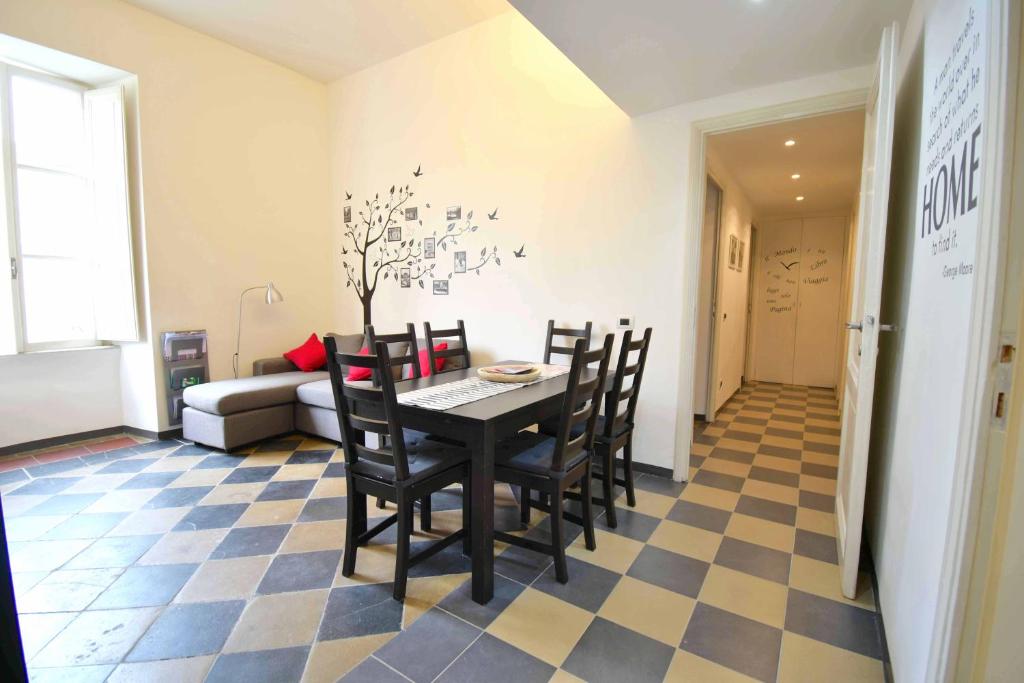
[366,323,420,386]
[550,334,613,471]
[424,320,471,374]
[601,328,653,439]
[543,320,593,365]
[325,336,412,481]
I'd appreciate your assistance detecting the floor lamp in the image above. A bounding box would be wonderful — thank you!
[234,282,284,378]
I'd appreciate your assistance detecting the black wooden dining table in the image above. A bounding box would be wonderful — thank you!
[385,360,602,604]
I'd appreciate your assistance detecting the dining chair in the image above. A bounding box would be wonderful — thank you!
[325,337,471,601]
[495,334,613,583]
[423,320,471,374]
[366,323,421,384]
[556,328,653,528]
[543,320,592,364]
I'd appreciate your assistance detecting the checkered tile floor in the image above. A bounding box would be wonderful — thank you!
[0,382,888,682]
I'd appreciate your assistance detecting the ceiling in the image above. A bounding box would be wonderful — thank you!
[122,0,511,82]
[509,0,911,115]
[706,109,866,217]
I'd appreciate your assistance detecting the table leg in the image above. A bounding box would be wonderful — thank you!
[471,423,495,604]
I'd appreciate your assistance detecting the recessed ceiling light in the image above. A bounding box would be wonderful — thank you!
[785,139,796,147]
[796,196,805,201]
[791,173,801,179]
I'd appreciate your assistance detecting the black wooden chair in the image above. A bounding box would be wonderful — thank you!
[495,334,613,583]
[325,337,471,602]
[543,320,592,364]
[366,323,421,383]
[553,328,653,528]
[423,320,471,374]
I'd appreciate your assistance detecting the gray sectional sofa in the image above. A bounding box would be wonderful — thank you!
[181,332,464,451]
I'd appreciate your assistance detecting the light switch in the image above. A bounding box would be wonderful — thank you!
[617,316,634,329]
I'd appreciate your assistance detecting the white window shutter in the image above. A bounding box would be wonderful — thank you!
[85,83,139,342]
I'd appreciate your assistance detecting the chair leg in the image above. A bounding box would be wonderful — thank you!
[550,487,569,584]
[352,490,368,538]
[601,446,618,529]
[342,482,359,577]
[520,486,531,527]
[394,490,411,601]
[421,494,432,532]
[624,435,637,508]
[461,474,472,556]
[580,462,596,551]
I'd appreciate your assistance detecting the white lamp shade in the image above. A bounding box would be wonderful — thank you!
[266,282,283,304]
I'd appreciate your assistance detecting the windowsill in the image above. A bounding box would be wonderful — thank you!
[0,344,118,358]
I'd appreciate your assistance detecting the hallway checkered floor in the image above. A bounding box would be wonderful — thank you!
[0,382,887,682]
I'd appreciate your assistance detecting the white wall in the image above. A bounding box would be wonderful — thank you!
[327,11,871,472]
[0,0,334,435]
[706,151,754,411]
[0,348,122,448]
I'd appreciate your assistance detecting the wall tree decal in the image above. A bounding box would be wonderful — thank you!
[341,166,508,325]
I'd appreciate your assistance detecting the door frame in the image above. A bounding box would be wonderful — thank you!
[673,87,868,481]
[743,223,759,383]
[702,174,725,421]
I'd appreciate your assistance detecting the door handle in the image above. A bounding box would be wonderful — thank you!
[845,321,862,331]
[879,323,898,332]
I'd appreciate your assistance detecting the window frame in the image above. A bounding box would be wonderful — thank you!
[0,63,110,353]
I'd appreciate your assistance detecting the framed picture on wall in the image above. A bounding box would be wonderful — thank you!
[454,251,467,273]
[405,207,418,221]
[737,240,746,272]
[424,237,436,259]
[446,205,461,220]
[400,268,411,288]
[432,279,449,295]
[343,206,352,223]
[728,235,739,270]
[387,226,402,242]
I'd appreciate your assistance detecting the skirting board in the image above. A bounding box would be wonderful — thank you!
[0,425,183,457]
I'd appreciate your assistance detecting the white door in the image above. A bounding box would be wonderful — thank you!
[793,216,847,387]
[752,218,803,383]
[835,23,898,599]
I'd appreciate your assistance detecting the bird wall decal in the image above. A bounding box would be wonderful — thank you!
[488,208,499,220]
[513,245,526,258]
[345,191,352,200]
[412,164,423,177]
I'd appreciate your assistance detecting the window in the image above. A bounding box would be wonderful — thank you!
[0,64,138,353]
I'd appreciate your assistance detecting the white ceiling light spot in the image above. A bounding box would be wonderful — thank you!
[796,196,805,201]
[785,139,796,147]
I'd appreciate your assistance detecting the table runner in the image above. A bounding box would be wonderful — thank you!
[398,365,570,410]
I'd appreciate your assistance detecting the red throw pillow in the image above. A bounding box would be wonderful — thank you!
[284,333,326,372]
[347,347,372,381]
[410,342,448,378]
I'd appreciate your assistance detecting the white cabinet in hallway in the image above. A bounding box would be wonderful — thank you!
[752,216,847,387]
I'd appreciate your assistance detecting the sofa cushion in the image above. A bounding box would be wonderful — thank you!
[284,333,327,372]
[183,371,328,416]
[325,332,366,374]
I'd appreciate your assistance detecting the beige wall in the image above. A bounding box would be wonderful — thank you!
[0,0,333,434]
[326,11,871,471]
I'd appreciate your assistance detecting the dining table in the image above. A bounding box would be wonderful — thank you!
[374,360,605,604]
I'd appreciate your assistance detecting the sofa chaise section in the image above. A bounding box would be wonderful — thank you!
[182,370,328,450]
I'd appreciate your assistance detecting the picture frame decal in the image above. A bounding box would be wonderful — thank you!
[400,268,411,288]
[423,237,435,259]
[432,280,449,295]
[405,206,418,221]
[343,206,352,223]
[454,251,467,274]
[387,226,402,242]
[446,205,461,220]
